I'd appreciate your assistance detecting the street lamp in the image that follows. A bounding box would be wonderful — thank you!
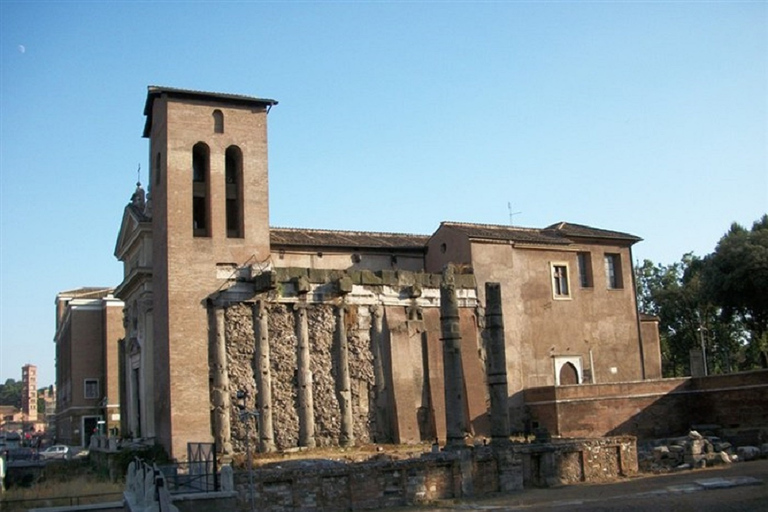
[698,325,708,376]
[237,390,259,512]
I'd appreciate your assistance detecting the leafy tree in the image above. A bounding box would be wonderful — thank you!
[636,255,743,376]
[0,378,23,408]
[701,215,768,367]
[636,256,699,376]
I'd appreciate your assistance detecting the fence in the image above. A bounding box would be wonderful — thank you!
[158,460,219,494]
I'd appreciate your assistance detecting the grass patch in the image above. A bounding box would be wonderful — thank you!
[1,460,123,512]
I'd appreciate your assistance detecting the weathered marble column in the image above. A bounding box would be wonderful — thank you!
[335,303,354,447]
[485,282,510,443]
[252,301,276,453]
[369,304,390,443]
[440,265,468,448]
[211,306,232,454]
[294,302,316,448]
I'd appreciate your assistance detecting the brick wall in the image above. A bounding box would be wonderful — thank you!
[525,370,768,440]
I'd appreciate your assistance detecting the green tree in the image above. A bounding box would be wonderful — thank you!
[636,254,742,376]
[0,378,23,408]
[701,214,768,367]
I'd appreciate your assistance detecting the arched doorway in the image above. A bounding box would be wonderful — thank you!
[559,362,579,385]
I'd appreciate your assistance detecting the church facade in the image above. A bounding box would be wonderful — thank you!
[115,87,660,459]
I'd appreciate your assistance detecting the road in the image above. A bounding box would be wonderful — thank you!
[409,459,768,512]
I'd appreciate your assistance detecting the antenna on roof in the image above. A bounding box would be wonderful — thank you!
[137,164,141,185]
[508,202,522,226]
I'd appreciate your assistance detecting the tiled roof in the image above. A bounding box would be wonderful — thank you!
[57,287,114,299]
[270,227,429,251]
[441,221,641,245]
[545,222,642,243]
[440,222,571,245]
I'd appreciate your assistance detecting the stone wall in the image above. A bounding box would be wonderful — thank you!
[215,267,482,452]
[223,302,381,451]
[223,438,635,511]
[525,370,768,440]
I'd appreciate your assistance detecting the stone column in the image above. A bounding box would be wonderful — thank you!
[211,306,232,454]
[335,303,354,447]
[252,301,276,453]
[485,283,510,443]
[294,302,316,448]
[440,265,468,448]
[369,305,390,443]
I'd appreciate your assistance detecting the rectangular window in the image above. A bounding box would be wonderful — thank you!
[577,252,593,288]
[551,263,570,298]
[604,253,624,289]
[84,379,99,400]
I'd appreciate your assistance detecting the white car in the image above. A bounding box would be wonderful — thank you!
[40,445,71,460]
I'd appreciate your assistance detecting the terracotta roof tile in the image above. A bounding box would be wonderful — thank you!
[441,221,641,245]
[270,227,429,250]
[545,222,642,242]
[440,222,571,245]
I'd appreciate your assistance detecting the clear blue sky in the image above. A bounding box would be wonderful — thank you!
[1,1,766,387]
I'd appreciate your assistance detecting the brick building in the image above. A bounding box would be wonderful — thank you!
[53,288,123,446]
[114,87,660,459]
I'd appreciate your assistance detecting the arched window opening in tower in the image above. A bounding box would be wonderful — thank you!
[225,145,243,238]
[192,142,210,237]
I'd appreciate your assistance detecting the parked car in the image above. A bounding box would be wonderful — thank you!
[39,445,70,460]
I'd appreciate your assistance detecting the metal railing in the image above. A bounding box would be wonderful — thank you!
[157,460,219,494]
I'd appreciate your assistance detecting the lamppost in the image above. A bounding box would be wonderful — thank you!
[237,390,259,512]
[698,325,708,376]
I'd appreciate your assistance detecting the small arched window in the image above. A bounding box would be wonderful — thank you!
[192,142,210,237]
[225,145,243,238]
[559,362,579,385]
[213,110,224,134]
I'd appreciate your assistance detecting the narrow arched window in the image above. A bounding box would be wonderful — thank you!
[225,145,243,238]
[213,110,224,134]
[192,142,210,237]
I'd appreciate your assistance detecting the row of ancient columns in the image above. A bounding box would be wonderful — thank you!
[210,270,510,454]
[211,299,358,454]
[440,270,510,448]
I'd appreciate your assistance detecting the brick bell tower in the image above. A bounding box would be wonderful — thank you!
[142,87,277,458]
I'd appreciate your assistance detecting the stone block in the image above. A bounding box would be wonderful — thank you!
[286,267,309,279]
[688,439,703,455]
[380,270,397,285]
[396,271,416,287]
[295,275,310,294]
[337,276,354,294]
[737,446,761,461]
[348,270,363,284]
[361,270,383,285]
[455,274,477,289]
[308,268,330,284]
[427,274,442,288]
[252,270,277,292]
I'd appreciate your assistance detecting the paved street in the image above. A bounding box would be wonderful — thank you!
[407,459,768,512]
